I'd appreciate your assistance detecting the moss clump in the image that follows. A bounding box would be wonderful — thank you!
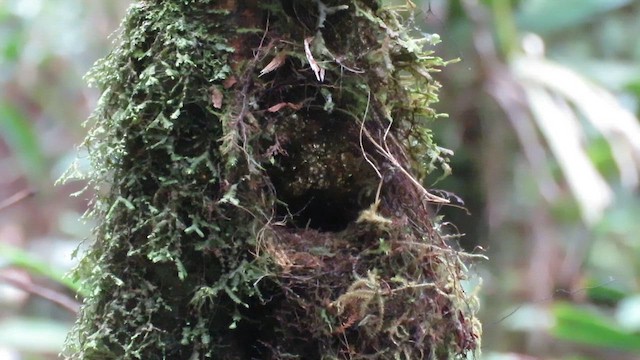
[64,0,482,359]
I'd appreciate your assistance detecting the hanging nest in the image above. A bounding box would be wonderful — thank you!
[63,0,482,359]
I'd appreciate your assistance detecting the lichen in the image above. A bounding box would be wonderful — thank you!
[63,1,482,359]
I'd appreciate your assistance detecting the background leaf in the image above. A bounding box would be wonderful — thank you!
[552,303,640,352]
[516,0,633,35]
[0,100,45,181]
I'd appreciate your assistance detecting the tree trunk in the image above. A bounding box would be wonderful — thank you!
[64,0,481,359]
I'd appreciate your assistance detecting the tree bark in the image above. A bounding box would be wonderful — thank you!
[64,1,481,359]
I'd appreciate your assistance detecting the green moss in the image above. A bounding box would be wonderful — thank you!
[63,1,481,359]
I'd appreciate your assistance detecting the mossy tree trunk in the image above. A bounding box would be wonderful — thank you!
[64,0,481,359]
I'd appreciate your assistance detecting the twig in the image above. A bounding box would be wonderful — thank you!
[0,272,80,314]
[0,189,35,212]
[355,88,449,204]
[359,90,383,179]
[362,123,449,204]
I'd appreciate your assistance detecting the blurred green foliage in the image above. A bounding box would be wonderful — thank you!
[0,101,45,182]
[422,0,640,358]
[0,1,128,358]
[0,243,84,296]
[516,0,633,35]
[553,302,640,352]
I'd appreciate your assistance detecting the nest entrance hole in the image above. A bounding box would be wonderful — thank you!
[266,113,376,233]
[276,187,362,232]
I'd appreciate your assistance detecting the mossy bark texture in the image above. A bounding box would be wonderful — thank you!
[65,0,481,359]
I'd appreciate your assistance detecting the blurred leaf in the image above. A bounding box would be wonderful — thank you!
[595,198,640,236]
[514,56,640,221]
[516,0,632,35]
[520,83,612,224]
[1,27,24,62]
[548,196,582,224]
[552,302,640,352]
[586,136,618,178]
[0,5,8,20]
[586,280,628,305]
[625,79,640,97]
[0,243,85,296]
[616,295,640,332]
[0,100,45,182]
[0,318,71,353]
[3,37,21,61]
[560,60,640,91]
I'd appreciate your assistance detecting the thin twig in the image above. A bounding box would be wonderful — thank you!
[0,189,35,212]
[355,89,449,204]
[0,272,80,314]
[362,124,449,203]
[359,90,383,179]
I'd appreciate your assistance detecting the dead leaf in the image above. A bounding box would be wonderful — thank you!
[304,36,325,82]
[259,52,287,77]
[267,102,303,113]
[223,76,237,89]
[210,86,223,109]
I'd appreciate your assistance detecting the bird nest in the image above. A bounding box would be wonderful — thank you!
[63,0,483,359]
